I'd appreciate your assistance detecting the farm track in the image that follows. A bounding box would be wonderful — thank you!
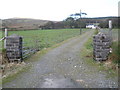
[3,30,118,88]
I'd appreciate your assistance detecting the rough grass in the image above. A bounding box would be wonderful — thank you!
[2,62,31,84]
[110,42,119,64]
[80,32,97,66]
[8,29,89,50]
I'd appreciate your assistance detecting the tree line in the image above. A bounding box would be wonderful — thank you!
[41,17,119,29]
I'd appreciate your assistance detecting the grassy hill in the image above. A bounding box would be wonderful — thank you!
[1,16,118,30]
[2,18,50,30]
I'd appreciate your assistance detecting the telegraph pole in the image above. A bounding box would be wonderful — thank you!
[70,10,87,35]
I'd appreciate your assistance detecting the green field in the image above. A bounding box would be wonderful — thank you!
[1,29,118,51]
[0,29,118,51]
[6,29,89,50]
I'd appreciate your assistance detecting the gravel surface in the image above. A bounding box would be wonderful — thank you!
[3,30,118,88]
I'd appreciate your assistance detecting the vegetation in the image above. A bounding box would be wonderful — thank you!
[80,30,97,66]
[110,42,119,64]
[2,62,30,84]
[2,28,90,83]
[2,18,49,30]
[109,29,119,66]
[80,29,118,78]
[1,17,118,30]
[8,29,89,50]
[63,17,118,29]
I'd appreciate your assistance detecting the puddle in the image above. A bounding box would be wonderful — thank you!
[38,73,82,88]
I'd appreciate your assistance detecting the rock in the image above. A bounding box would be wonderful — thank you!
[74,66,77,68]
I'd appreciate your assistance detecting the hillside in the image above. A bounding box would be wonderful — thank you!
[2,18,50,30]
[1,17,119,30]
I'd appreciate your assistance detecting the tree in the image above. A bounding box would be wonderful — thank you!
[70,10,87,34]
[43,21,55,29]
[64,17,75,28]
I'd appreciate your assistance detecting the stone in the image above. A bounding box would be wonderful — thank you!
[93,33,111,61]
[6,34,23,61]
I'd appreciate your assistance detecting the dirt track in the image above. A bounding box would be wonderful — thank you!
[3,30,118,88]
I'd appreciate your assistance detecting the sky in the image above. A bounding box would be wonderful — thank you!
[0,0,119,21]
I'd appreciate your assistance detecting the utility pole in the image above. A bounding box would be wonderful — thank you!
[70,10,87,35]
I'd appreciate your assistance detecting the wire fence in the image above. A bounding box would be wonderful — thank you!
[22,37,40,59]
[1,28,118,61]
[100,29,118,42]
[7,29,87,59]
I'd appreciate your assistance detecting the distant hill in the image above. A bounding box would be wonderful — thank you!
[2,18,51,30]
[1,16,119,30]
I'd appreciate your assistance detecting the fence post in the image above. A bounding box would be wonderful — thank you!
[4,28,8,49]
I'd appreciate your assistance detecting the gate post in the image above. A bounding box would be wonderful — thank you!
[6,34,23,61]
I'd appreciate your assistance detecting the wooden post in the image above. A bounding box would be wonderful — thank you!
[4,28,8,49]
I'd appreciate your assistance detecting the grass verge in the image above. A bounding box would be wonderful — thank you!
[80,30,118,78]
[2,62,30,84]
[109,41,119,65]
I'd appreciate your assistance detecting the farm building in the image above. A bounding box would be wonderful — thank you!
[86,24,97,29]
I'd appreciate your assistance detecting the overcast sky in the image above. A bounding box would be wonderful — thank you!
[0,0,119,21]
